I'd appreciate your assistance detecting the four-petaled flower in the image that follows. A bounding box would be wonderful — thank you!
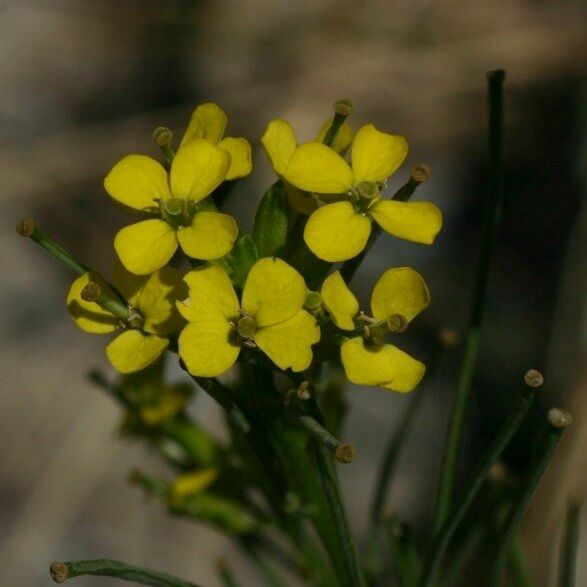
[67,266,185,373]
[105,103,252,275]
[178,258,320,377]
[320,267,430,392]
[283,124,443,261]
[261,117,353,214]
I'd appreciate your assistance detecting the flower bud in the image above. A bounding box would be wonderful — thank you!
[153,126,173,146]
[297,380,314,401]
[334,98,353,117]
[335,444,356,464]
[524,369,544,388]
[16,218,36,238]
[50,562,69,583]
[411,164,431,184]
[548,408,572,428]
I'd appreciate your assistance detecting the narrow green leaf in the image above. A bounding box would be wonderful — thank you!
[231,233,259,290]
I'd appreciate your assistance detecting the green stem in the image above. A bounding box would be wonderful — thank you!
[295,412,355,463]
[313,444,366,587]
[192,376,251,435]
[558,494,583,587]
[385,517,419,587]
[419,375,540,587]
[489,412,569,586]
[392,165,431,202]
[17,219,90,276]
[433,69,507,533]
[508,538,533,587]
[50,560,200,587]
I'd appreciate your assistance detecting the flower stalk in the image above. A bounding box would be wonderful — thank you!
[16,219,90,276]
[433,69,507,533]
[50,560,200,587]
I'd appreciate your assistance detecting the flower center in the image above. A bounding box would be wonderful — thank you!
[236,315,257,339]
[161,198,191,229]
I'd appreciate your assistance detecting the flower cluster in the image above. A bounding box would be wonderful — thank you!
[64,101,442,393]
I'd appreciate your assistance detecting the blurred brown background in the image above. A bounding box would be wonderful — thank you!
[1,1,586,585]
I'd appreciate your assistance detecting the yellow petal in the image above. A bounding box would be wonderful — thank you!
[304,201,372,262]
[133,267,186,334]
[285,143,353,194]
[171,469,219,502]
[340,337,425,392]
[106,330,168,374]
[315,119,353,154]
[255,310,320,372]
[351,124,408,183]
[66,272,119,334]
[176,211,237,260]
[179,265,240,322]
[370,200,443,245]
[241,257,307,328]
[178,319,240,377]
[218,137,252,180]
[370,267,430,323]
[181,102,227,146]
[261,119,297,177]
[114,219,178,275]
[320,271,359,331]
[104,155,170,211]
[170,140,230,202]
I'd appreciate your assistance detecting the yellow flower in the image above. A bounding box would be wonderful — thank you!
[261,118,353,214]
[283,124,443,261]
[67,266,185,373]
[171,468,219,504]
[105,139,239,274]
[140,384,192,427]
[178,258,320,377]
[180,103,252,180]
[320,268,430,392]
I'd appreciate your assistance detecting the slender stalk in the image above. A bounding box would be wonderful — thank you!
[392,165,431,202]
[419,371,542,587]
[433,69,507,533]
[16,219,90,276]
[192,376,251,435]
[385,518,418,587]
[314,444,366,587]
[50,560,200,587]
[508,538,533,587]
[489,409,571,586]
[296,413,356,463]
[323,99,353,147]
[558,493,583,587]
[153,127,175,167]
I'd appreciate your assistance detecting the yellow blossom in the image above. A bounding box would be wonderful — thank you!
[261,118,353,214]
[320,268,430,392]
[140,384,192,427]
[283,124,443,261]
[180,103,252,180]
[178,258,320,377]
[171,468,219,504]
[67,266,185,373]
[105,140,239,275]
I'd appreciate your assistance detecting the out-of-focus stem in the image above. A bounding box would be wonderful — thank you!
[433,69,507,533]
[489,409,571,586]
[419,370,541,587]
[558,492,583,587]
